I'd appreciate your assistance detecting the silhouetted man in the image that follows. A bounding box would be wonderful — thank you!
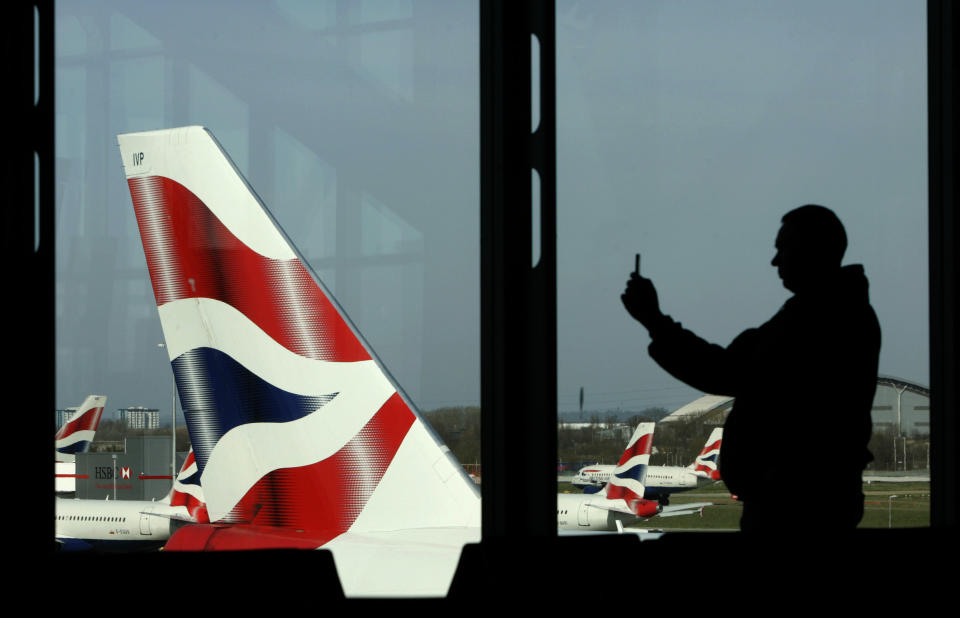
[622,205,880,532]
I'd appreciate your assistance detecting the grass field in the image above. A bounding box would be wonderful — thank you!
[557,480,931,530]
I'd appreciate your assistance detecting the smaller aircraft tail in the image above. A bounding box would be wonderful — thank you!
[55,395,107,462]
[689,427,722,480]
[604,422,655,512]
[157,447,209,523]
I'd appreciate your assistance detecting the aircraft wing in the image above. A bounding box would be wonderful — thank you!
[558,528,664,539]
[139,510,199,523]
[655,502,713,517]
[586,499,713,518]
[582,499,634,516]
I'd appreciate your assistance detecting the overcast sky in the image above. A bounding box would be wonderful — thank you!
[556,0,927,413]
[54,1,927,422]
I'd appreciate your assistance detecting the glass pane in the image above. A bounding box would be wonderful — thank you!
[55,0,480,589]
[557,0,928,531]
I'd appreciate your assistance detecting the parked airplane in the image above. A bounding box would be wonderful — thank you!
[558,423,711,532]
[55,395,107,462]
[55,448,207,551]
[117,126,480,597]
[573,427,723,504]
[690,426,723,480]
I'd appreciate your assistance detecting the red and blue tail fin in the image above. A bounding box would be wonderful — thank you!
[604,422,655,508]
[165,447,209,523]
[690,427,723,480]
[55,395,106,462]
[117,127,479,544]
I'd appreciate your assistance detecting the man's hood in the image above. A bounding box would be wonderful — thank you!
[787,264,872,307]
[835,264,871,302]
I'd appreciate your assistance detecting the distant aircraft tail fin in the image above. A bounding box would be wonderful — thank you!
[55,395,106,462]
[689,427,722,480]
[604,422,655,513]
[117,127,478,545]
[164,447,209,523]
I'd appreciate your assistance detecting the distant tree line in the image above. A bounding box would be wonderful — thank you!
[557,410,720,467]
[645,415,719,467]
[423,406,481,467]
[422,406,718,471]
[81,407,929,474]
[89,420,192,452]
[867,425,930,471]
[557,406,672,424]
[558,417,633,465]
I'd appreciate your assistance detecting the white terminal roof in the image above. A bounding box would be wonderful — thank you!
[659,394,733,423]
[661,375,928,425]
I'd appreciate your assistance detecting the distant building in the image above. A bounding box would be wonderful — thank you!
[118,406,161,429]
[557,421,633,441]
[55,407,79,428]
[871,375,930,436]
[659,375,929,436]
[73,436,183,501]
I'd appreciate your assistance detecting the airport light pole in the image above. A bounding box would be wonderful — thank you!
[888,494,898,528]
[895,384,907,437]
[158,343,176,481]
[893,436,899,472]
[895,384,909,471]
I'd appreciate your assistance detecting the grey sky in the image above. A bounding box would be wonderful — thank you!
[557,0,927,412]
[54,1,927,423]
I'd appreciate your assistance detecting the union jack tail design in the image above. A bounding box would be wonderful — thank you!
[55,395,106,462]
[165,447,209,523]
[691,427,723,480]
[117,127,479,551]
[604,422,655,513]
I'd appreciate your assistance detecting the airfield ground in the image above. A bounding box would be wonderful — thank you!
[556,480,931,530]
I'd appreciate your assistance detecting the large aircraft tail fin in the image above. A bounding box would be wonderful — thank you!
[55,395,106,462]
[689,427,723,480]
[604,422,655,513]
[117,127,478,546]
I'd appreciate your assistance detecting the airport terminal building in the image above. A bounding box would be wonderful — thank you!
[58,436,184,501]
[660,375,930,436]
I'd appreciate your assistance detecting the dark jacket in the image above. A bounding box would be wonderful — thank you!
[647,265,880,504]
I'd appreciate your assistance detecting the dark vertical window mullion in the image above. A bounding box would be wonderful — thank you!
[529,0,558,534]
[928,0,959,528]
[480,0,556,540]
[11,0,55,550]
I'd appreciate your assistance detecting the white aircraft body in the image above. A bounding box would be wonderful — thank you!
[56,448,207,551]
[572,427,723,504]
[558,423,712,532]
[56,496,186,552]
[116,127,480,597]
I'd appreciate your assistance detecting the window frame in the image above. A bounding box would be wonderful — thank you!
[19,0,957,580]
